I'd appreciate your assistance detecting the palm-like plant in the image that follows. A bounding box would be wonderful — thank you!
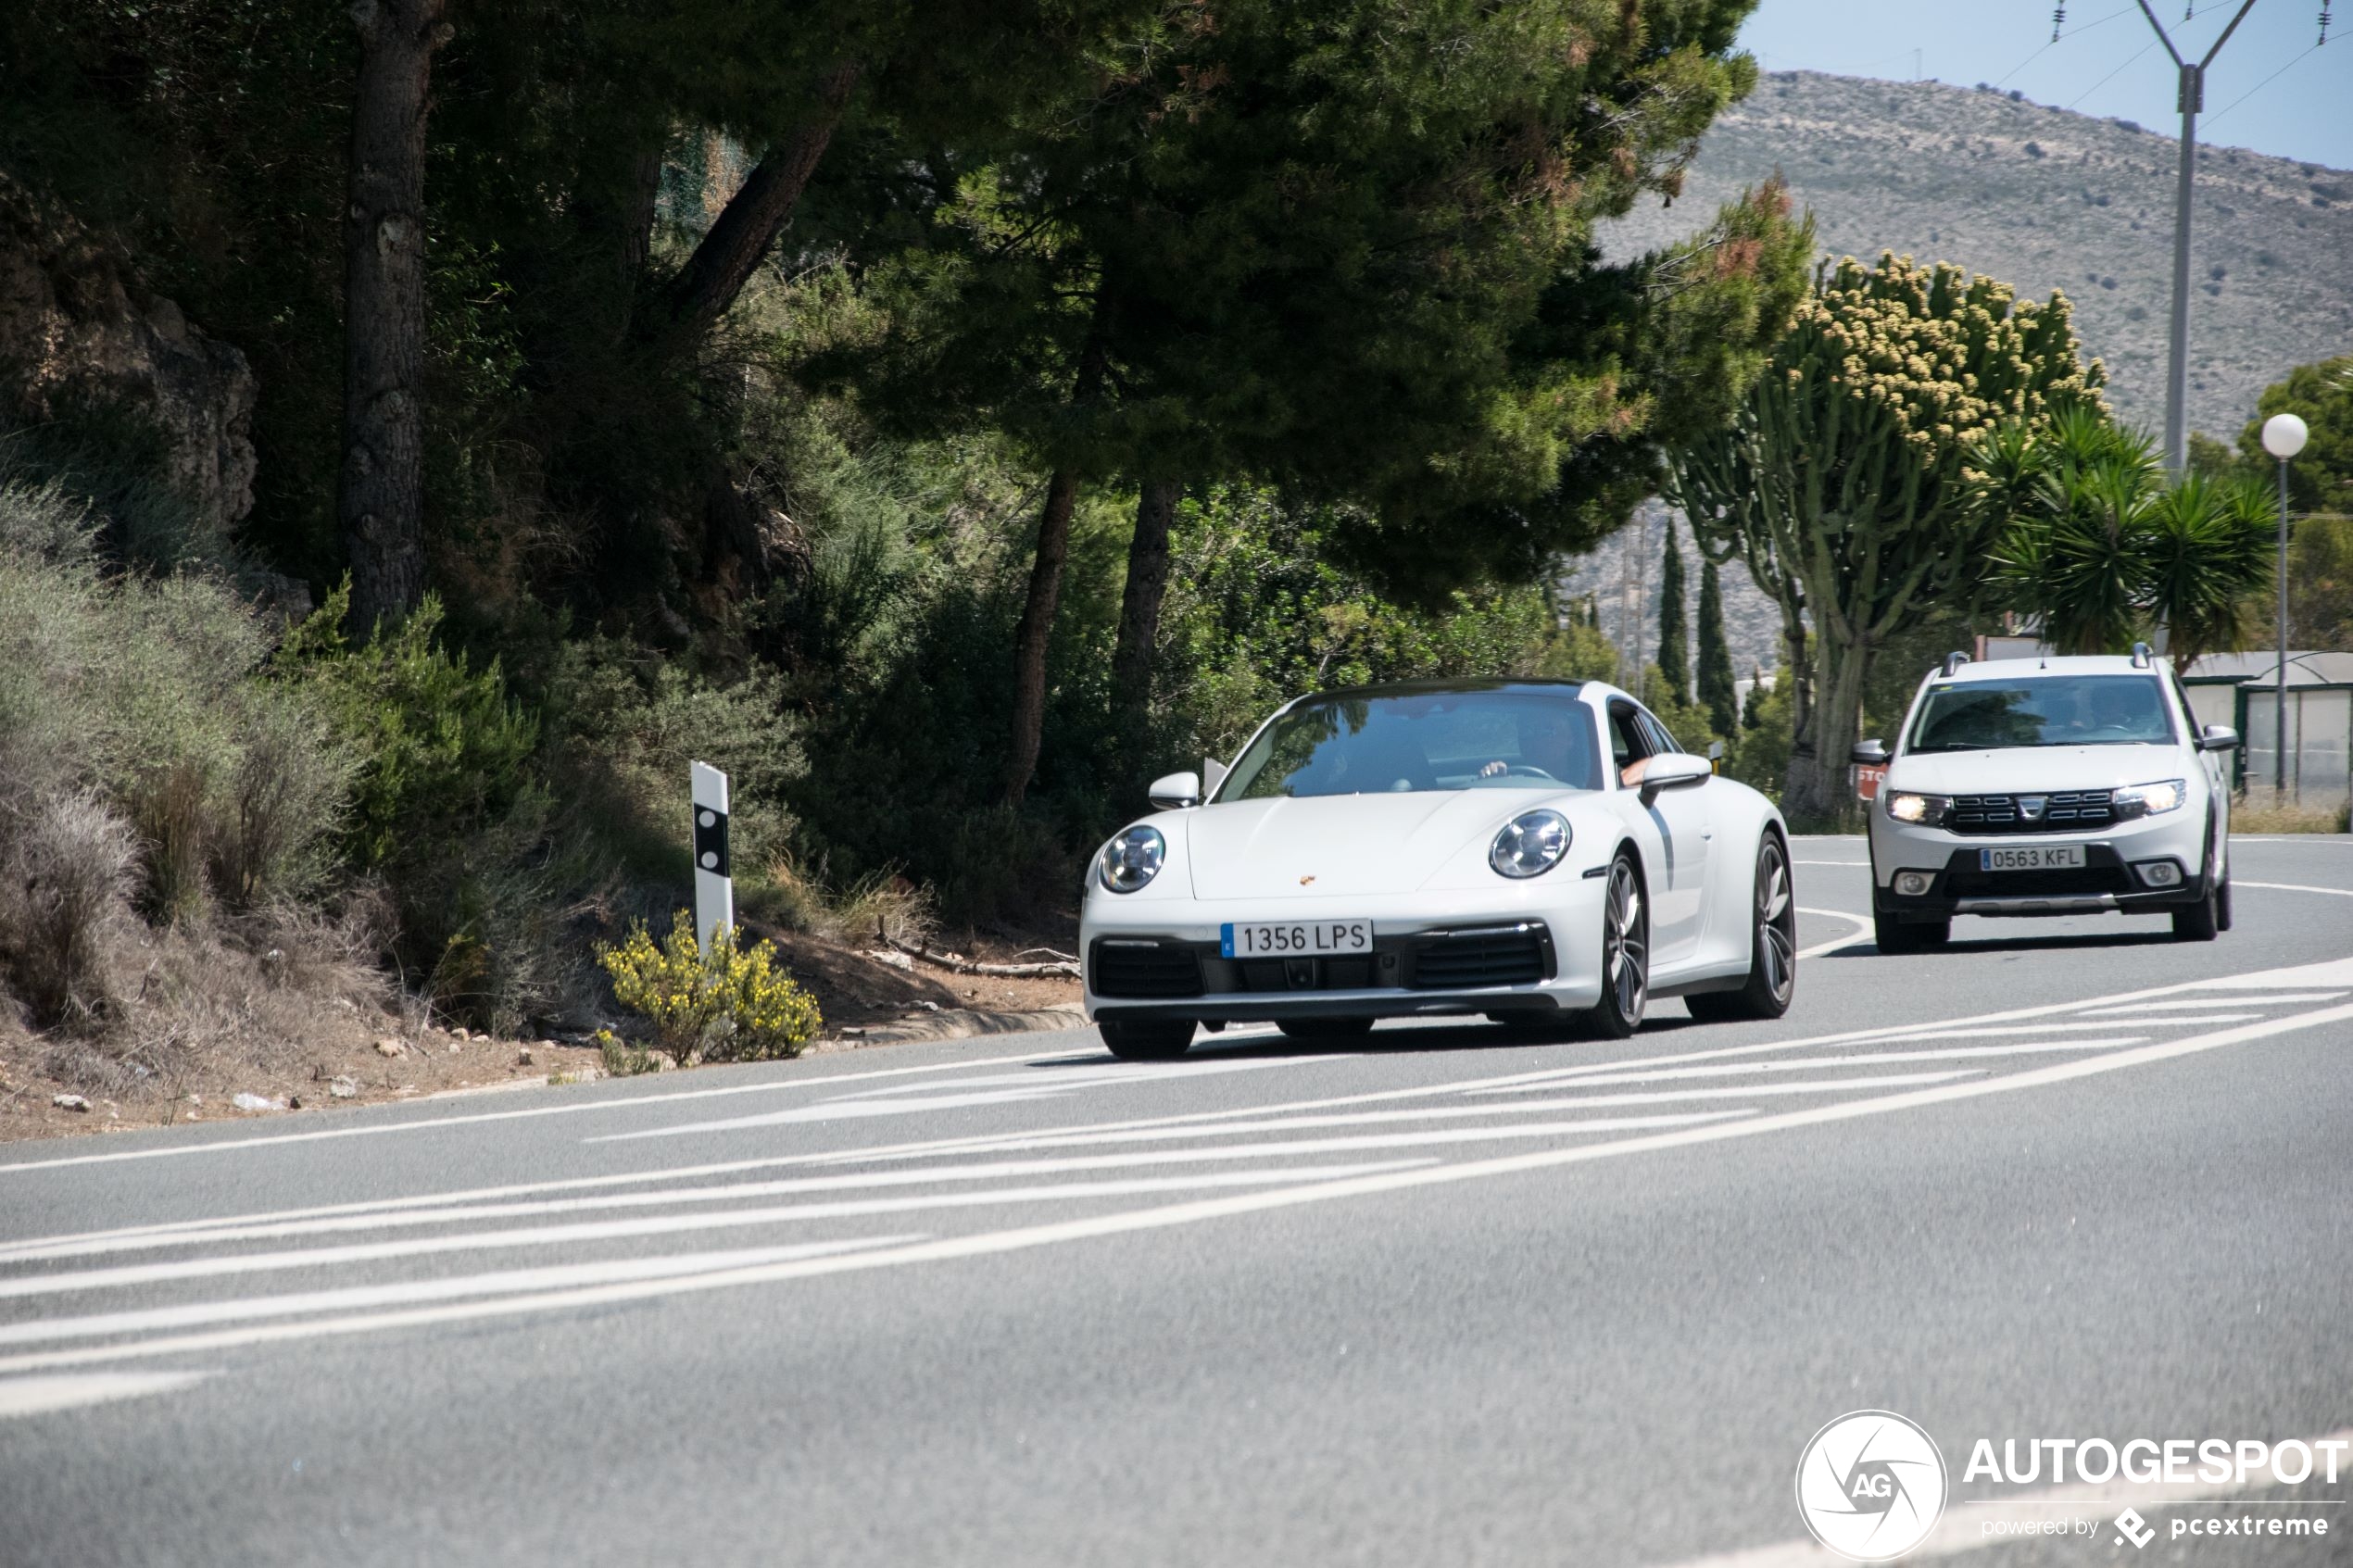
[1974,408,2275,663]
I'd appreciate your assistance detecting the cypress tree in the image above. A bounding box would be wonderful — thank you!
[1655,519,1689,705]
[1696,557,1739,736]
[1743,666,1765,730]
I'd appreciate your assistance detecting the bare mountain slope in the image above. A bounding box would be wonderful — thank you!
[1604,69,2353,442]
[1566,69,2353,680]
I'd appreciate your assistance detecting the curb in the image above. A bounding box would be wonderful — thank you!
[812,1002,1090,1052]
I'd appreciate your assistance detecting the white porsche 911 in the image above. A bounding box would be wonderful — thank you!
[1080,679,1796,1060]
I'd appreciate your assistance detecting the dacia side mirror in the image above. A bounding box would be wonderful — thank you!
[1147,771,1202,809]
[1851,739,1891,767]
[2196,724,2241,753]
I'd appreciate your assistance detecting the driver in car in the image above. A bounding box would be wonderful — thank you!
[1477,708,1595,786]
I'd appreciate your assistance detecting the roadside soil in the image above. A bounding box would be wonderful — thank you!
[0,925,1082,1146]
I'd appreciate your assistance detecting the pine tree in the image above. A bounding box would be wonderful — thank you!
[1655,519,1689,706]
[1695,557,1739,737]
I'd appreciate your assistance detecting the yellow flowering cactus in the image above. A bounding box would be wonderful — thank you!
[597,910,823,1065]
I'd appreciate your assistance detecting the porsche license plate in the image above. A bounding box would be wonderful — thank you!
[1979,845,2086,872]
[1221,920,1372,959]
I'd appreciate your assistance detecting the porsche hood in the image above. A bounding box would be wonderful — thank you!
[1181,791,1571,900]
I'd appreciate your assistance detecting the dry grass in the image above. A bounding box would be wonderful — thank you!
[2233,790,2352,834]
[756,849,937,948]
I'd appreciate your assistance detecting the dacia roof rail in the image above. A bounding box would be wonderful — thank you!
[2130,642,2154,669]
[1941,650,1970,677]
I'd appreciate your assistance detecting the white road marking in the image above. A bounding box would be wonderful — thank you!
[0,1149,1463,1263]
[0,1047,1091,1177]
[0,1370,212,1420]
[1794,906,1874,959]
[1464,1041,2150,1095]
[1652,1424,2353,1567]
[2236,879,2353,897]
[0,1236,925,1348]
[613,1056,1327,1138]
[0,997,2344,1376]
[2078,994,2344,1012]
[0,1163,1447,1302]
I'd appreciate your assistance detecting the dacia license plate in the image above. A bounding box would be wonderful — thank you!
[1979,845,2086,872]
[1221,920,1372,959]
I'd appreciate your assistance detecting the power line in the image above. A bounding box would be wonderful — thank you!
[2204,40,2324,121]
[2067,34,2165,104]
[1996,3,2142,86]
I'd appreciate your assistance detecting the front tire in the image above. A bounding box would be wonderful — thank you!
[1585,851,1649,1038]
[1687,834,1797,1022]
[2171,883,2221,942]
[1099,1019,1196,1060]
[1874,911,1951,953]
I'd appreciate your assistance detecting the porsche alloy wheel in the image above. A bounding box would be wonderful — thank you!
[1589,851,1648,1038]
[1688,834,1797,1022]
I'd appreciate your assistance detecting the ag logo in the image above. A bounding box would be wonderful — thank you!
[1793,1410,1948,1562]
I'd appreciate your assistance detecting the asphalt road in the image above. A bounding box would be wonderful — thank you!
[2,835,2349,1568]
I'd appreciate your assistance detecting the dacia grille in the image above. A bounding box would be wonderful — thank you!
[1946,789,2115,835]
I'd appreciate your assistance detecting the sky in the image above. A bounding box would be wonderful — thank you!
[1736,1,2352,169]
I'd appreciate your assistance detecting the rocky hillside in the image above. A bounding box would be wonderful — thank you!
[1567,69,2353,677]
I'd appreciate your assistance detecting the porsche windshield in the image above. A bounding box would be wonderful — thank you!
[1216,690,1604,800]
[1906,675,2178,752]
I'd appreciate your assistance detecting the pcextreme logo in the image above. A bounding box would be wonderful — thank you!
[1794,1410,1950,1562]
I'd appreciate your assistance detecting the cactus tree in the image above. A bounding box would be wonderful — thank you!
[1667,253,2102,824]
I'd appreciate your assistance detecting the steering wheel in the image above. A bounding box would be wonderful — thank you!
[1502,764,1558,781]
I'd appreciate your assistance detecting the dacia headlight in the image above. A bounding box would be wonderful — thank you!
[1490,809,1571,879]
[2113,778,2184,818]
[1097,825,1166,893]
[1884,791,1949,826]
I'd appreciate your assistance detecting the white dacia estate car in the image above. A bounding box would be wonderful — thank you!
[1853,647,2241,952]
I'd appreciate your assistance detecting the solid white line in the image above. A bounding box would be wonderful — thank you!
[0,1149,1454,1263]
[2236,880,2353,897]
[0,1164,1444,1302]
[1794,906,1874,959]
[1653,1425,2353,1567]
[1465,1041,2149,1095]
[0,1370,213,1420]
[0,999,2344,1374]
[0,1047,1088,1177]
[2079,994,2343,1013]
[0,1237,924,1348]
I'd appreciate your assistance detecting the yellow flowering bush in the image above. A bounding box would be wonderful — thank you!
[597,910,823,1065]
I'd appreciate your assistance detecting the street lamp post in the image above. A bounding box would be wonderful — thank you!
[2261,411,2309,795]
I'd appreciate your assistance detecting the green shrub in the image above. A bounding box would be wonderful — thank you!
[597,911,823,1064]
[279,580,539,869]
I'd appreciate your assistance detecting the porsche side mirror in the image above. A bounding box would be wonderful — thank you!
[1147,770,1202,809]
[1851,739,1891,767]
[1638,753,1712,805]
[2196,724,2241,753]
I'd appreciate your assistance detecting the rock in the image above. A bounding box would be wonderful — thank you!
[515,1047,534,1066]
[287,1095,304,1110]
[451,1027,472,1042]
[327,1076,359,1099]
[0,172,258,543]
[232,1092,283,1111]
[51,1093,89,1112]
[374,1038,404,1058]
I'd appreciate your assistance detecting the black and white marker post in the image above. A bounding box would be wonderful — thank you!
[690,760,733,953]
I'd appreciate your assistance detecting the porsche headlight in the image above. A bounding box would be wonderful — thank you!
[1884,791,1949,826]
[1489,809,1571,879]
[1097,825,1166,893]
[2113,778,2184,818]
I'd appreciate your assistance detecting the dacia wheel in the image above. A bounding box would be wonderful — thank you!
[2171,880,2221,941]
[1277,1017,1376,1041]
[1872,910,1950,954]
[1688,833,1797,1022]
[1099,1019,1197,1060]
[1585,850,1649,1038]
